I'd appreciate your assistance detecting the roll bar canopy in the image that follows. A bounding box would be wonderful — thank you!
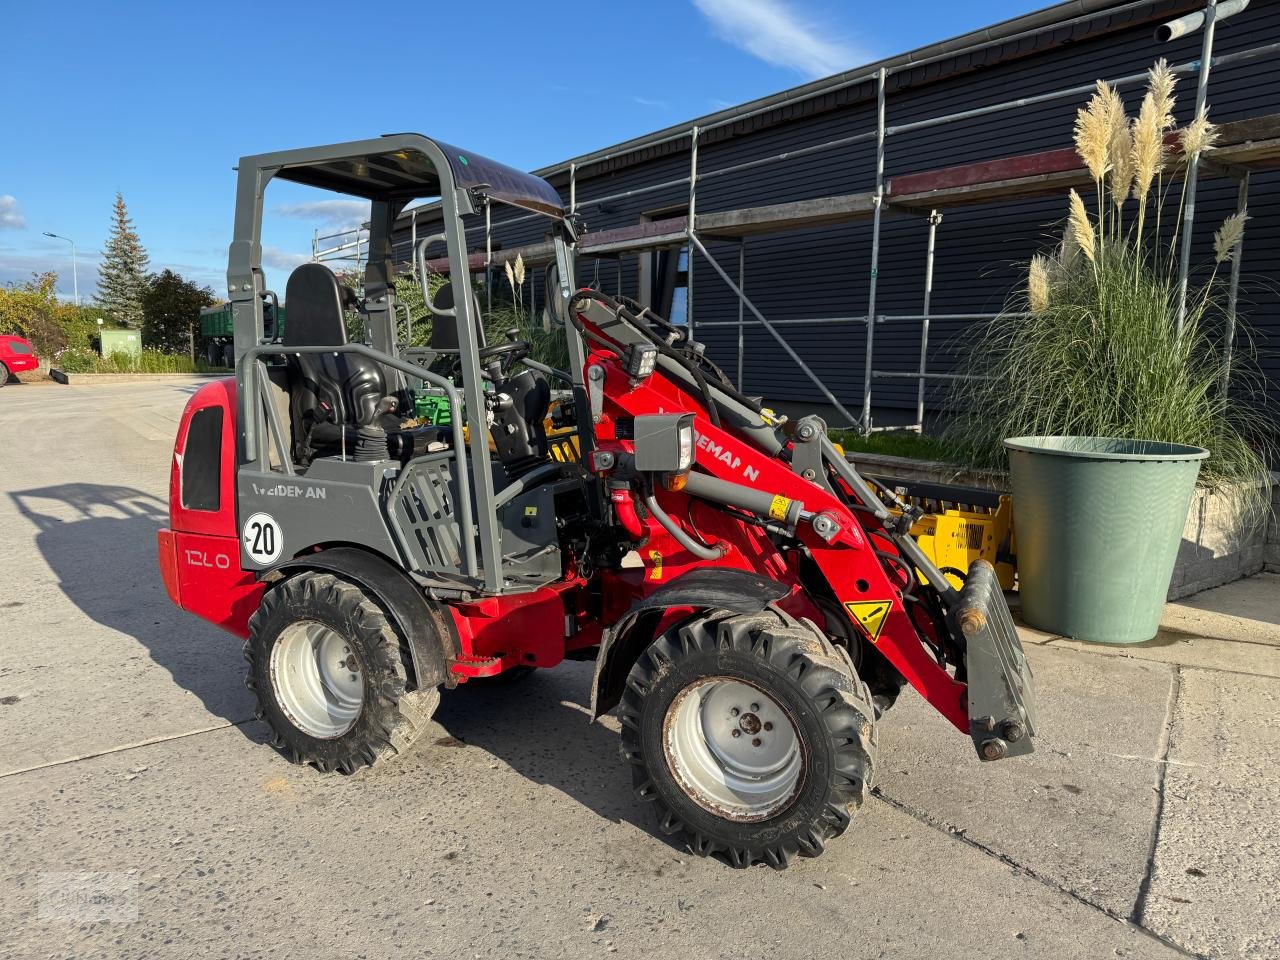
[241,133,564,217]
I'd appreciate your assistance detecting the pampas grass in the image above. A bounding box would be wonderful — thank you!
[1068,190,1097,262]
[947,61,1270,519]
[1028,255,1051,315]
[1214,209,1249,263]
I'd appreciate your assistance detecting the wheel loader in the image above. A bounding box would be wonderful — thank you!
[157,135,1036,869]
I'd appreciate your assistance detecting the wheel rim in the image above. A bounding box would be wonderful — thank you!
[269,621,364,739]
[663,677,804,822]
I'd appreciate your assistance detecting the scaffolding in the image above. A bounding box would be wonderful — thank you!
[416,0,1279,433]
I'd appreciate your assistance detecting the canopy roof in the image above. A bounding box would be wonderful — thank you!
[250,134,564,219]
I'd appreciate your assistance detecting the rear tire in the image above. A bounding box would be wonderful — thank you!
[0,362,9,386]
[619,607,877,869]
[245,572,437,773]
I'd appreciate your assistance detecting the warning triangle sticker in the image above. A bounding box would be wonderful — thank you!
[845,600,892,642]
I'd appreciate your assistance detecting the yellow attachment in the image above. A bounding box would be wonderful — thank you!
[907,494,1015,591]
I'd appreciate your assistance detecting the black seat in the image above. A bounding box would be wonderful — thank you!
[283,263,391,463]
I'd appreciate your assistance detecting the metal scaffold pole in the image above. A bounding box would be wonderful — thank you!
[916,210,942,432]
[1176,0,1219,333]
[862,67,888,435]
[1222,171,1249,392]
[737,240,746,390]
[687,126,700,334]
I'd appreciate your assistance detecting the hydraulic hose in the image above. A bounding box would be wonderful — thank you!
[643,491,725,560]
[610,483,648,543]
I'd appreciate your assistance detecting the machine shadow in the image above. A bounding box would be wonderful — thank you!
[9,482,256,732]
[432,665,678,845]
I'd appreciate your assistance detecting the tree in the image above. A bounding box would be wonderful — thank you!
[96,193,150,327]
[142,269,215,356]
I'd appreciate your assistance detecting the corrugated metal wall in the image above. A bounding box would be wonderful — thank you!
[394,0,1280,422]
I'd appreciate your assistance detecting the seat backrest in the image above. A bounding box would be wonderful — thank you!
[429,281,486,353]
[283,263,386,434]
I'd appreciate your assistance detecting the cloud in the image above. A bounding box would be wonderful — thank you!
[274,199,371,231]
[262,246,310,272]
[0,246,100,298]
[631,95,669,109]
[691,0,865,80]
[0,196,26,230]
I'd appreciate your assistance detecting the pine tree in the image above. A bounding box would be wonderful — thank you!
[96,193,150,327]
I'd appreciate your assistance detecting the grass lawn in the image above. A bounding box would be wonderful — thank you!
[828,429,960,463]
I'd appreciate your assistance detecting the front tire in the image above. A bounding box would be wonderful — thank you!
[0,362,9,386]
[619,607,877,869]
[246,572,437,773]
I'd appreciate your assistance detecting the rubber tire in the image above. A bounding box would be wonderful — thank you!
[0,362,8,386]
[619,606,877,869]
[245,571,438,773]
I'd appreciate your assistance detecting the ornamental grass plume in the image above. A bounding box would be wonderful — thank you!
[1067,189,1097,262]
[1148,58,1177,131]
[1028,255,1051,316]
[1131,91,1165,205]
[1181,108,1219,159]
[1105,88,1133,212]
[1213,209,1249,263]
[1074,81,1114,185]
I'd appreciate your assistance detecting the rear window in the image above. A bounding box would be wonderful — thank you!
[8,340,31,354]
[181,406,223,512]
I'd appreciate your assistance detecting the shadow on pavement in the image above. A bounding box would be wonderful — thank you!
[432,666,675,843]
[9,482,255,733]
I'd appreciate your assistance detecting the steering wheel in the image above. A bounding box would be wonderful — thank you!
[476,338,531,379]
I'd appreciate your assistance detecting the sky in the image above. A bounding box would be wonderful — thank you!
[1,0,1044,302]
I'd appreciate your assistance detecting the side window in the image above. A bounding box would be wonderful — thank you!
[181,406,223,512]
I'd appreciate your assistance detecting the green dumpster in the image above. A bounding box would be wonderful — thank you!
[1004,436,1208,644]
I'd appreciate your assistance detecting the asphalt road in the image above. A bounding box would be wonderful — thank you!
[1,378,1273,959]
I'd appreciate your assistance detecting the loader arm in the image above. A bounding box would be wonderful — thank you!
[573,292,1036,761]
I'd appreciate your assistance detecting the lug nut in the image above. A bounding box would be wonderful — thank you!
[750,703,760,712]
[1002,720,1025,743]
[751,738,762,747]
[731,729,741,738]
[763,722,773,731]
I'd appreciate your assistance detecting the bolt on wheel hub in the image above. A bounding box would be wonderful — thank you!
[663,677,804,822]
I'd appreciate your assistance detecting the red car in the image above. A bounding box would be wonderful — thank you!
[0,335,39,385]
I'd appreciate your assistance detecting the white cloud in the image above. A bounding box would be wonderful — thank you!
[263,246,310,272]
[274,199,371,230]
[0,195,26,230]
[691,0,865,80]
[631,95,669,109]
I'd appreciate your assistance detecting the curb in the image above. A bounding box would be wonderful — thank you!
[49,370,227,385]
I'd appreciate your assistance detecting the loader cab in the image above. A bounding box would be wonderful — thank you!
[209,134,589,595]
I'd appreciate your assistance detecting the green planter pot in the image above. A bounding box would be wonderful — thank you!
[1004,436,1208,644]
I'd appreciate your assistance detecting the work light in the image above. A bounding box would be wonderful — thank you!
[626,343,658,379]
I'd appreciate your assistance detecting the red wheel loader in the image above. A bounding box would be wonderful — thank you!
[157,135,1036,869]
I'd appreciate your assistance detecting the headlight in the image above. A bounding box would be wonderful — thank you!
[677,422,694,470]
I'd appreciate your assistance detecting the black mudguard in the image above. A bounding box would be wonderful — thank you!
[589,568,790,719]
[264,545,460,690]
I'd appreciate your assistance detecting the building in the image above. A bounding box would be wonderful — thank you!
[392,0,1279,431]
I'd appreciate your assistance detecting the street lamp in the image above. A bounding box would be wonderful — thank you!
[42,232,79,306]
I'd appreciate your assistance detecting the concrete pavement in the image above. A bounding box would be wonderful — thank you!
[1,378,1276,959]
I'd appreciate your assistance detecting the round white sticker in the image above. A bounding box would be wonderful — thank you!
[241,512,283,565]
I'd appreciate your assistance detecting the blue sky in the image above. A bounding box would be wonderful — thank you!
[1,0,1043,301]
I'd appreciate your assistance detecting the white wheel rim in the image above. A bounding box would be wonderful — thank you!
[663,677,804,821]
[270,621,364,739]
